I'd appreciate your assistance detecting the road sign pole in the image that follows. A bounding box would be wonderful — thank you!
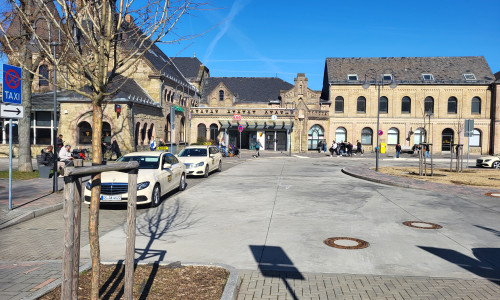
[8,118,12,210]
[239,131,241,158]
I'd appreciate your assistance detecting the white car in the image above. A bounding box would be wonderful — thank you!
[84,151,186,207]
[177,145,222,177]
[476,155,500,169]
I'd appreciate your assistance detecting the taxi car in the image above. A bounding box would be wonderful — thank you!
[84,151,186,207]
[177,145,222,177]
[476,155,500,169]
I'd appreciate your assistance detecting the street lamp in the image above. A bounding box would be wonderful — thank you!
[362,71,397,171]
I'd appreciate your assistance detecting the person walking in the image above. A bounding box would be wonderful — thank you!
[396,143,402,158]
[111,139,122,159]
[329,140,336,156]
[317,140,323,153]
[255,140,262,157]
[356,140,363,155]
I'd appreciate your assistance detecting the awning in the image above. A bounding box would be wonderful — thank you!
[218,119,294,130]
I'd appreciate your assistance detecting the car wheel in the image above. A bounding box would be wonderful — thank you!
[179,173,186,191]
[203,165,209,178]
[493,161,500,169]
[217,160,222,172]
[150,184,161,207]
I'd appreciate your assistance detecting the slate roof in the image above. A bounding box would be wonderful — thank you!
[171,57,206,80]
[201,77,294,103]
[324,57,495,85]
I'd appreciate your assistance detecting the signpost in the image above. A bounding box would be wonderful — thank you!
[238,125,243,157]
[3,64,23,210]
[465,119,474,168]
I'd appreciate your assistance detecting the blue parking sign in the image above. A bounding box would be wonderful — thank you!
[3,64,22,104]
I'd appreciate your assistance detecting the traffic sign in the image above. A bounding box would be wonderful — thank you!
[464,119,474,137]
[2,64,22,104]
[378,130,383,136]
[271,115,277,121]
[233,114,242,121]
[238,124,243,133]
[0,104,24,118]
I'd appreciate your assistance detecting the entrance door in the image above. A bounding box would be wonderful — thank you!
[441,128,454,152]
[276,131,287,151]
[265,131,274,150]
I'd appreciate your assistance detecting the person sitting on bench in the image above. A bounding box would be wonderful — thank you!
[40,145,55,166]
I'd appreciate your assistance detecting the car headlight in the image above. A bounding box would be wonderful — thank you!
[195,162,205,167]
[86,181,92,190]
[137,181,150,190]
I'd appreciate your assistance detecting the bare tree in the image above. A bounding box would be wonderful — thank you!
[1,0,208,298]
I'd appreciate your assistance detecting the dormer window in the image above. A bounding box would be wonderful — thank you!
[347,74,358,81]
[464,73,476,81]
[421,74,434,81]
[382,74,393,81]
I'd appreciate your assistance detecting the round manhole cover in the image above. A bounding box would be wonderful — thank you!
[486,192,500,198]
[403,221,442,229]
[324,237,369,249]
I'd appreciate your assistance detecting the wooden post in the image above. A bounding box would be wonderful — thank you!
[72,160,83,300]
[124,168,138,300]
[62,174,76,299]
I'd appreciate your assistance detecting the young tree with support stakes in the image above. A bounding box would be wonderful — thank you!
[0,0,208,298]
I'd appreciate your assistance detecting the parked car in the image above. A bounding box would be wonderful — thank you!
[84,151,186,207]
[177,145,222,177]
[476,155,500,169]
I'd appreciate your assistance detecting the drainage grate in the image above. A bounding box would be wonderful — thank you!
[486,192,500,198]
[403,221,442,229]
[324,237,369,249]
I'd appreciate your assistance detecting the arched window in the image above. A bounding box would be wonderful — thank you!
[335,127,346,143]
[424,96,434,114]
[401,96,411,113]
[141,123,147,144]
[357,96,366,113]
[308,125,324,150]
[361,127,373,145]
[135,122,140,146]
[78,121,92,144]
[165,115,171,143]
[471,97,481,114]
[102,122,112,144]
[148,124,155,143]
[334,96,344,113]
[448,97,458,114]
[379,96,388,113]
[414,128,426,145]
[470,129,481,147]
[388,127,399,145]
[219,90,224,101]
[39,65,49,86]
[180,117,185,142]
[209,123,218,141]
[198,123,207,140]
[442,128,454,151]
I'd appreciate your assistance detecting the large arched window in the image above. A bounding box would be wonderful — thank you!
[308,125,324,150]
[401,96,411,113]
[39,65,49,86]
[335,127,346,143]
[470,129,481,147]
[424,96,434,114]
[471,97,481,114]
[448,96,458,114]
[379,96,388,113]
[414,128,426,145]
[361,127,373,145]
[140,123,147,145]
[165,115,171,143]
[209,123,218,141]
[78,121,92,144]
[148,123,155,143]
[197,123,207,140]
[334,96,344,113]
[442,128,454,151]
[219,90,224,101]
[102,122,112,144]
[357,96,366,113]
[180,117,185,142]
[388,127,399,145]
[135,122,140,146]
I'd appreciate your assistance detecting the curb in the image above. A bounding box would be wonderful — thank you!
[341,168,414,190]
[23,260,240,300]
[0,202,64,230]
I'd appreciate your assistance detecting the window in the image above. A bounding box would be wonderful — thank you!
[308,125,324,150]
[102,122,111,144]
[388,128,399,145]
[347,74,358,81]
[471,97,481,114]
[414,128,426,145]
[401,96,411,113]
[197,123,206,140]
[335,127,346,143]
[463,73,476,81]
[79,121,92,144]
[421,74,434,81]
[32,112,52,144]
[379,96,388,113]
[470,129,481,147]
[39,65,49,86]
[148,124,155,143]
[448,97,457,114]
[140,123,147,144]
[334,96,344,113]
[209,123,218,141]
[382,74,393,81]
[361,127,372,145]
[356,96,366,113]
[219,90,224,101]
[442,128,454,152]
[424,96,434,114]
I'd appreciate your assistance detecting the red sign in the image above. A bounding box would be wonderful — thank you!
[233,114,242,121]
[238,125,243,133]
[378,130,383,136]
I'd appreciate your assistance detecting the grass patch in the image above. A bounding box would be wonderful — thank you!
[0,170,41,180]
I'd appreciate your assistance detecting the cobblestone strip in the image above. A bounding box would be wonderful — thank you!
[238,270,500,299]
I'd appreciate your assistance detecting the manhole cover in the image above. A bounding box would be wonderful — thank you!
[324,237,369,249]
[403,221,442,229]
[486,192,500,198]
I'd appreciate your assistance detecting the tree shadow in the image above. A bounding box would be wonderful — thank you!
[475,225,500,238]
[249,245,304,300]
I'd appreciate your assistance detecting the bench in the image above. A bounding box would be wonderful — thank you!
[36,155,53,178]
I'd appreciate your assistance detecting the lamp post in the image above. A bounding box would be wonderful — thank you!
[425,112,433,143]
[363,71,397,171]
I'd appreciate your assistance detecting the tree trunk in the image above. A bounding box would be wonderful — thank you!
[89,101,103,300]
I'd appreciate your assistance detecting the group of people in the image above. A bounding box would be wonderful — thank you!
[318,139,363,157]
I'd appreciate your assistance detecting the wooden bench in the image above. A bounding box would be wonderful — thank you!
[36,155,53,178]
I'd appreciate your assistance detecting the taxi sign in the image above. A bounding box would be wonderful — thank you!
[2,64,22,104]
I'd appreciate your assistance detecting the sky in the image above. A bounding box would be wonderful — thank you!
[161,0,500,91]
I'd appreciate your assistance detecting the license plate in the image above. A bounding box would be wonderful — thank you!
[101,195,122,201]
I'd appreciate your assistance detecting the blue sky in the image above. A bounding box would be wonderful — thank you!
[162,0,500,90]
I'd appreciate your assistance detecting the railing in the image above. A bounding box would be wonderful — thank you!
[61,161,139,300]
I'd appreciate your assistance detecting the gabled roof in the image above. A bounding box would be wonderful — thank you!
[324,56,495,85]
[201,77,294,103]
[171,57,206,80]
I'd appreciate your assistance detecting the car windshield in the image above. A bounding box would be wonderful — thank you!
[118,156,160,169]
[178,148,207,157]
